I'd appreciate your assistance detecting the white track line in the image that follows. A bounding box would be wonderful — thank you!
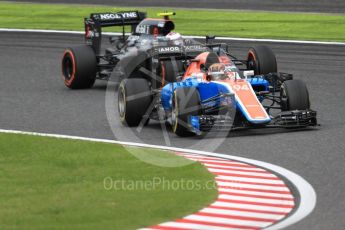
[0,28,344,46]
[0,129,316,230]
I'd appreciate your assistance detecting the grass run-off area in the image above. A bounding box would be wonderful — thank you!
[0,2,345,42]
[0,133,217,230]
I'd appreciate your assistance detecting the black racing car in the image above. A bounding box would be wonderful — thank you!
[61,11,193,89]
[61,10,292,91]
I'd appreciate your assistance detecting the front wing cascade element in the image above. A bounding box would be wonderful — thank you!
[189,93,236,133]
[272,110,318,127]
[190,115,234,132]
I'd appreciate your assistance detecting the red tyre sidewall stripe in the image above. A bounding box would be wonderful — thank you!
[248,50,257,62]
[160,61,166,87]
[62,49,76,86]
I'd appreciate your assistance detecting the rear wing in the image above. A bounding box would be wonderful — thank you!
[84,11,146,55]
[89,11,146,27]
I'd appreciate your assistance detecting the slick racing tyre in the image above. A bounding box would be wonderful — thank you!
[172,87,201,137]
[62,45,97,89]
[280,79,310,111]
[158,60,184,86]
[118,78,152,127]
[247,46,277,75]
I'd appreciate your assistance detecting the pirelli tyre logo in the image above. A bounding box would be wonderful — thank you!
[154,46,182,54]
[95,12,138,21]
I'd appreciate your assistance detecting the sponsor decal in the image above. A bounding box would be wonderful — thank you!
[136,25,149,34]
[128,35,140,41]
[155,46,181,53]
[95,12,138,21]
[185,45,207,52]
[120,12,138,19]
[100,14,117,20]
[233,84,250,91]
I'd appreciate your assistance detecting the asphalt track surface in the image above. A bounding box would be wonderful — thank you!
[10,0,345,13]
[1,31,345,229]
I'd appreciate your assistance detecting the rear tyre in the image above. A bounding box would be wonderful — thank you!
[247,46,277,75]
[118,78,152,126]
[158,60,184,86]
[280,79,310,111]
[172,87,201,137]
[62,45,97,89]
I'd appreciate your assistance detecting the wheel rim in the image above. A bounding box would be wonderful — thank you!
[247,58,255,70]
[280,86,288,111]
[118,87,126,119]
[247,56,256,73]
[247,51,258,75]
[171,94,178,132]
[172,105,177,127]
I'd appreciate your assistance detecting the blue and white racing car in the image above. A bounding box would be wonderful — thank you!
[118,43,318,137]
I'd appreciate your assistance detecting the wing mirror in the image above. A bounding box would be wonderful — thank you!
[243,70,255,79]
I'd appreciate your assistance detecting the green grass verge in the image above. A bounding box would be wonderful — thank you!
[0,133,217,230]
[0,2,345,41]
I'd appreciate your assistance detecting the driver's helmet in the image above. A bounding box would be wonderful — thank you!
[207,63,227,80]
[166,32,183,45]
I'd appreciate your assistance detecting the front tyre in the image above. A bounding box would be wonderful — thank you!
[118,78,152,127]
[62,45,97,89]
[172,87,201,137]
[280,79,310,111]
